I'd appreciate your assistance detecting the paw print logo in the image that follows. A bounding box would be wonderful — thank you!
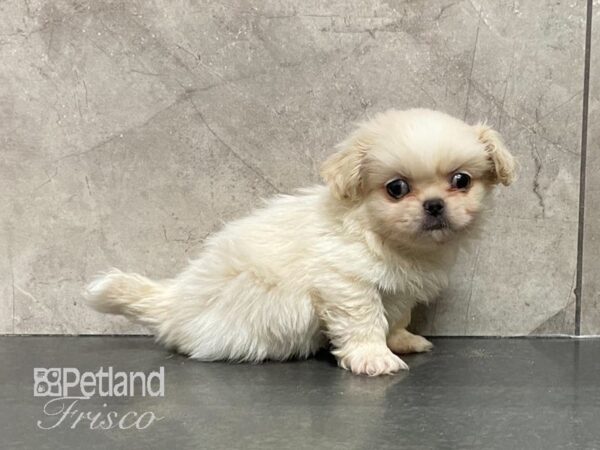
[33,368,61,397]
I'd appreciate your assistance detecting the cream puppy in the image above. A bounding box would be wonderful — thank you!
[85,109,515,376]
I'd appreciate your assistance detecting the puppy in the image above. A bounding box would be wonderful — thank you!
[85,109,515,376]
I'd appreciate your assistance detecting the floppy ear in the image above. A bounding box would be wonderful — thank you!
[320,128,372,201]
[475,123,516,186]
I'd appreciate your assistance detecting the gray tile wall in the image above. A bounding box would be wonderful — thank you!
[582,1,599,335]
[0,0,592,335]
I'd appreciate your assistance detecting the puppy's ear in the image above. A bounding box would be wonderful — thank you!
[320,128,372,201]
[475,123,516,186]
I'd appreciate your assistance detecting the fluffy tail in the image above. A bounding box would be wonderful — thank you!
[84,269,171,327]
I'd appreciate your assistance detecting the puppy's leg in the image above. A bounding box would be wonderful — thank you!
[387,310,433,354]
[317,280,408,376]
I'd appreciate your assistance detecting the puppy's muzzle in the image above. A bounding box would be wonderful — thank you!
[422,198,448,231]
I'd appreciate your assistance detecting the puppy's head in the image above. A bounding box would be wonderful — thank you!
[321,109,515,247]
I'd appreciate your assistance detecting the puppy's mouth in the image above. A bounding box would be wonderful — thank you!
[421,216,450,232]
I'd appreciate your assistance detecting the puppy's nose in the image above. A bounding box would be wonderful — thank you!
[423,198,445,217]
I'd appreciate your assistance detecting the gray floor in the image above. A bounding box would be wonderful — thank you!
[1,337,599,450]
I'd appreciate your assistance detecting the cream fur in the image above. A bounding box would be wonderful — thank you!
[85,108,514,376]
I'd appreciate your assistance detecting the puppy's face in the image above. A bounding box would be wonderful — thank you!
[321,109,515,248]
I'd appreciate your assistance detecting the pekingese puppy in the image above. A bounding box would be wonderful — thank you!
[85,108,515,376]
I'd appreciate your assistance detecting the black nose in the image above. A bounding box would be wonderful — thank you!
[423,198,445,217]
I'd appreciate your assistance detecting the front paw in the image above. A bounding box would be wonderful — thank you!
[387,329,433,354]
[336,345,409,376]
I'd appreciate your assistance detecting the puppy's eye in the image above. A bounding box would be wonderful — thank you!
[450,172,471,190]
[386,179,410,199]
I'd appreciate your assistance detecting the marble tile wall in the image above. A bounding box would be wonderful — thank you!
[0,0,590,335]
[582,1,600,335]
